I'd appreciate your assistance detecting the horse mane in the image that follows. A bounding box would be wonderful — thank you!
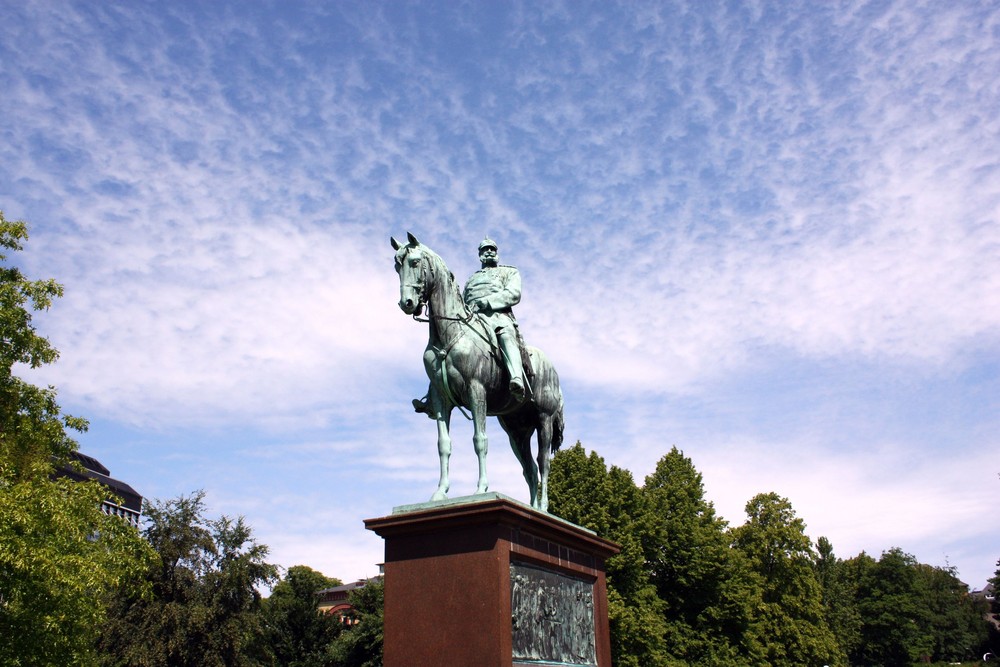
[417,243,467,314]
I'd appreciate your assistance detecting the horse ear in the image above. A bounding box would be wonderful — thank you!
[390,236,401,250]
[407,231,420,245]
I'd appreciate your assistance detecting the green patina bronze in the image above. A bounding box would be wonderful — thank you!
[463,237,525,401]
[391,232,565,511]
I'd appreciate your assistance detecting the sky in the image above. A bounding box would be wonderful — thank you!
[1,0,998,589]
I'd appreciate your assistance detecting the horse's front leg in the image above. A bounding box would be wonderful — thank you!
[469,383,489,494]
[430,394,453,502]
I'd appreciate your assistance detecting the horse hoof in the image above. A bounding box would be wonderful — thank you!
[431,490,448,502]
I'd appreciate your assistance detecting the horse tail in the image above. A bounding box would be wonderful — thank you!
[551,394,565,452]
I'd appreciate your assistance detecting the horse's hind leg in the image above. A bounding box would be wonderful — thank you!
[536,414,554,511]
[500,416,538,507]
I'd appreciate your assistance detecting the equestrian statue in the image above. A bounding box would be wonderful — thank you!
[391,232,564,511]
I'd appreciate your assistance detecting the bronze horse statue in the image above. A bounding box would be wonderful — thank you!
[392,233,564,511]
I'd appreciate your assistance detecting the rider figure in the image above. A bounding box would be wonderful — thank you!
[465,237,525,400]
[412,237,525,414]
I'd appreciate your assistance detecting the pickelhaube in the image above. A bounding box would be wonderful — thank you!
[478,237,498,252]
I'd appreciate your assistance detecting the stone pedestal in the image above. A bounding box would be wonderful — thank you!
[365,493,620,667]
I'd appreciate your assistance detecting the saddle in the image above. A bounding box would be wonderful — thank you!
[471,313,535,390]
[515,330,536,386]
[414,314,536,419]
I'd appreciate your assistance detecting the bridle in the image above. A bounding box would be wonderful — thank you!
[397,245,430,318]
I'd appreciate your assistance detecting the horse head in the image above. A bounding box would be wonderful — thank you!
[391,232,427,316]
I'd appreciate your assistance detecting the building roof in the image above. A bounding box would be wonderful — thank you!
[318,579,373,597]
[58,451,143,512]
[317,577,381,618]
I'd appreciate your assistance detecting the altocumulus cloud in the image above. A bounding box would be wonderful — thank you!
[1,0,997,587]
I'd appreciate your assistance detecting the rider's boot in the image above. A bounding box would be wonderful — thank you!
[412,391,430,415]
[498,330,525,401]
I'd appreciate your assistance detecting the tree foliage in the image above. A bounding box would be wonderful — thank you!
[988,558,1000,658]
[548,442,992,666]
[846,547,989,665]
[917,561,989,661]
[640,447,756,665]
[99,491,279,667]
[325,578,384,667]
[549,443,670,667]
[814,536,861,662]
[0,211,153,667]
[730,492,840,666]
[260,565,344,667]
[0,473,153,667]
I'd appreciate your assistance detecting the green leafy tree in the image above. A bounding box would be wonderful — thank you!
[545,441,996,666]
[851,547,933,666]
[730,493,840,666]
[914,562,989,662]
[640,447,755,665]
[548,443,670,667]
[988,558,1000,658]
[99,491,279,667]
[260,565,344,667]
[814,536,861,661]
[848,547,989,664]
[0,211,153,667]
[326,578,384,667]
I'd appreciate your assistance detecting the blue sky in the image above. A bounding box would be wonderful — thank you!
[2,1,998,588]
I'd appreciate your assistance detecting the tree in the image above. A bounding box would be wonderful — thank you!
[326,578,384,667]
[914,562,989,662]
[846,548,989,664]
[99,491,279,667]
[0,211,153,666]
[730,493,840,666]
[261,565,344,667]
[640,447,755,664]
[852,547,933,666]
[814,536,861,660]
[548,443,670,667]
[988,558,1000,658]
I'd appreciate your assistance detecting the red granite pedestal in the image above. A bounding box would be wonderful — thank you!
[365,494,620,667]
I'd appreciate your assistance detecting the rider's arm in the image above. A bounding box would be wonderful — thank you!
[486,267,521,311]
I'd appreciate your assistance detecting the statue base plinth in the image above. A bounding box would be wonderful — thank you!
[365,493,619,667]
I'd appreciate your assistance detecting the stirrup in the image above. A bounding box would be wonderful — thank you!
[412,397,430,414]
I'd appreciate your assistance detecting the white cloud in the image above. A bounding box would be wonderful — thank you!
[2,0,997,589]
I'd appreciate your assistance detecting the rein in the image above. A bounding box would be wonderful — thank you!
[413,307,497,351]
